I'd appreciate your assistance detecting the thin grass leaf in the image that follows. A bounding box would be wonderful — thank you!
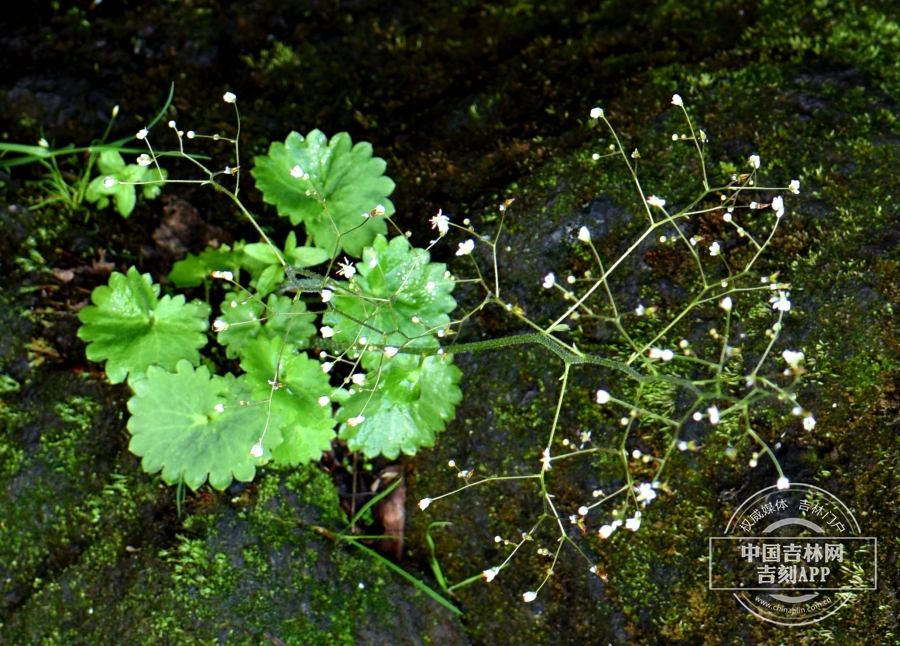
[344,539,461,615]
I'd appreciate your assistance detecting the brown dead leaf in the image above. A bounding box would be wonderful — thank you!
[53,267,75,282]
[374,466,406,560]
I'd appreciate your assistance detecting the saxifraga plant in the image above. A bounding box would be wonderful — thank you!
[75,90,811,605]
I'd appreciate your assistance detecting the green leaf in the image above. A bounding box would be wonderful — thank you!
[256,264,283,299]
[324,235,456,367]
[240,336,336,465]
[167,244,243,288]
[289,245,331,267]
[336,354,462,459]
[85,150,167,217]
[251,130,393,256]
[96,150,126,174]
[77,267,211,383]
[240,235,328,298]
[127,361,280,491]
[216,291,315,359]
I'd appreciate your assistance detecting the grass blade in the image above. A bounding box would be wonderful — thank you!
[344,538,461,615]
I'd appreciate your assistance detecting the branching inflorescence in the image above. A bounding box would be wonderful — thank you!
[415,95,810,603]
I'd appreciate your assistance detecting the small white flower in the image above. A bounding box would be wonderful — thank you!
[212,320,228,332]
[789,179,800,194]
[678,441,688,451]
[430,209,450,235]
[590,107,603,119]
[317,396,330,407]
[136,128,149,140]
[595,389,610,405]
[660,349,674,362]
[384,346,399,358]
[578,506,588,516]
[136,153,152,166]
[321,362,333,373]
[648,348,663,359]
[542,273,555,289]
[167,120,176,128]
[223,91,237,103]
[540,447,552,471]
[625,513,642,531]
[709,241,721,256]
[320,326,334,338]
[749,154,761,169]
[720,296,733,312]
[635,304,646,316]
[782,350,804,366]
[347,415,366,427]
[187,131,195,139]
[456,239,475,256]
[321,289,333,303]
[250,444,264,458]
[635,482,657,505]
[577,226,591,242]
[671,93,683,106]
[37,137,49,148]
[374,204,385,216]
[776,476,790,490]
[211,270,234,280]
[522,591,537,603]
[770,291,791,312]
[707,406,720,425]
[803,415,816,431]
[418,498,432,510]
[337,258,357,279]
[351,373,365,385]
[214,404,225,413]
[483,567,500,583]
[771,195,784,217]
[290,165,305,178]
[103,176,116,188]
[598,524,615,539]
[647,195,667,208]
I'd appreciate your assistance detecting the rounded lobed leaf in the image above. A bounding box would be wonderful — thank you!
[240,336,337,465]
[77,267,211,383]
[251,130,393,256]
[336,353,462,459]
[323,234,456,365]
[217,291,315,360]
[127,361,281,491]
